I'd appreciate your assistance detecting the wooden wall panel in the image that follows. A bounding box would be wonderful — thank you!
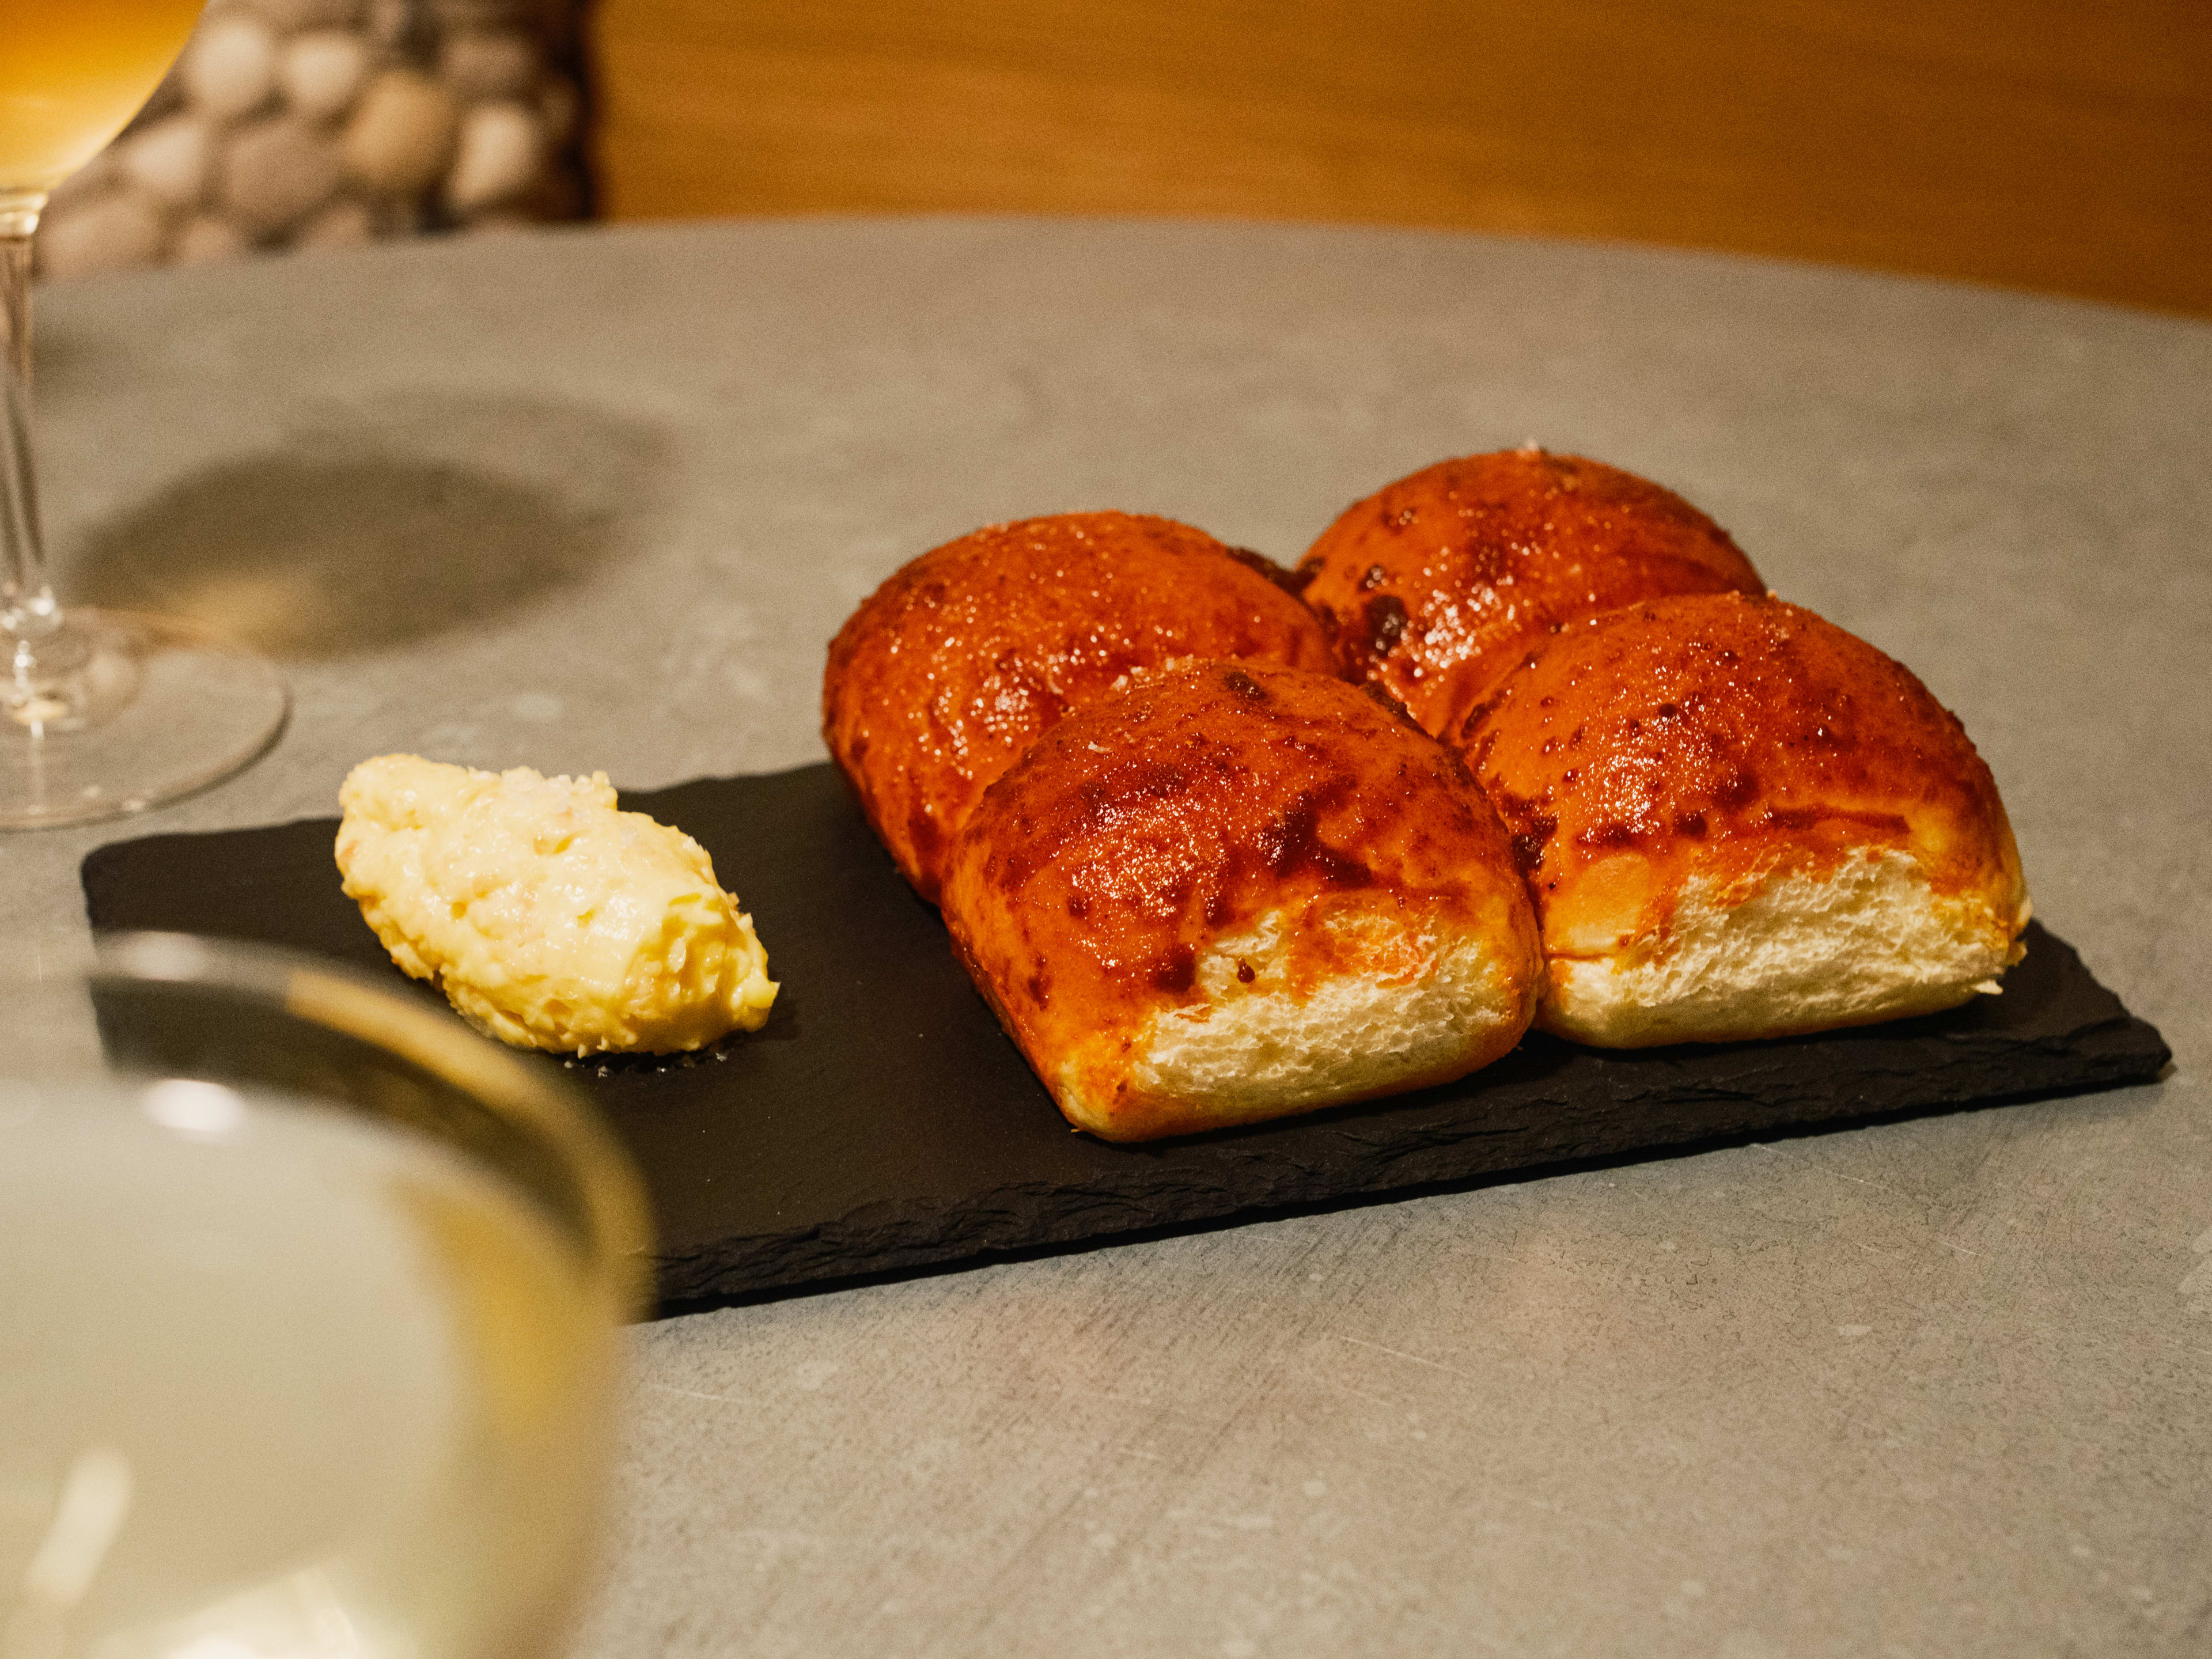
[589,0,2212,316]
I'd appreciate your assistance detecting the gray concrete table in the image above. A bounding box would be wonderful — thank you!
[6,220,2209,1656]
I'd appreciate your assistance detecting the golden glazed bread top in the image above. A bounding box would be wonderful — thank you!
[1297,448,1764,740]
[823,510,1335,902]
[1460,592,2029,959]
[941,661,1540,1137]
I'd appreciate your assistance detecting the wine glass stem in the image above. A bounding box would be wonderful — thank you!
[0,192,60,685]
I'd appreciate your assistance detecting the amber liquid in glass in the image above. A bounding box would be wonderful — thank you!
[0,0,287,831]
[0,0,208,193]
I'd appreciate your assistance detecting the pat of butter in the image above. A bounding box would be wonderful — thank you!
[336,755,777,1055]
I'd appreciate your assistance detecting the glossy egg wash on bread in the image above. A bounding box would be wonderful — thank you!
[941,662,1541,1141]
[1298,448,1763,743]
[1463,593,2031,1047]
[823,511,1334,902]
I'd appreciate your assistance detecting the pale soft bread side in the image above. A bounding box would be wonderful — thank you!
[1543,847,2027,1047]
[1058,900,1531,1135]
[1462,593,2030,1050]
[941,661,1541,1142]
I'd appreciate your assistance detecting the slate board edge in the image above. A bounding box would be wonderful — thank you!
[654,1012,2169,1307]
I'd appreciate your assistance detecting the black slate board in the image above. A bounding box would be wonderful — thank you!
[82,763,2169,1307]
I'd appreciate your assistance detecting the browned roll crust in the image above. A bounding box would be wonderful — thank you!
[1462,592,2031,1047]
[823,512,1335,902]
[941,662,1542,1141]
[1297,448,1764,741]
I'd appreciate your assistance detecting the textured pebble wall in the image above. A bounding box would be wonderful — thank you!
[36,0,589,280]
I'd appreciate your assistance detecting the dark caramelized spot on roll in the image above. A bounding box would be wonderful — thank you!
[1358,593,1410,662]
[1256,784,1372,887]
[1221,544,1313,594]
[1221,668,1269,702]
[1357,679,1421,729]
[1148,945,1198,994]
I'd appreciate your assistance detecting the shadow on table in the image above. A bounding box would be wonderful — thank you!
[63,393,673,659]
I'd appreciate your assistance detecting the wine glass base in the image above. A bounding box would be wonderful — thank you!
[1,608,287,830]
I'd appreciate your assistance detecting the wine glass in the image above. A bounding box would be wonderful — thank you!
[0,2,286,829]
[0,933,652,1659]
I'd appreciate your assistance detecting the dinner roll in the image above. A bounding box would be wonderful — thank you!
[942,662,1541,1141]
[823,512,1335,902]
[1461,592,2031,1047]
[1297,447,1763,740]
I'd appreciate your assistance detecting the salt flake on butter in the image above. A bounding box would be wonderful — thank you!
[336,755,777,1055]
